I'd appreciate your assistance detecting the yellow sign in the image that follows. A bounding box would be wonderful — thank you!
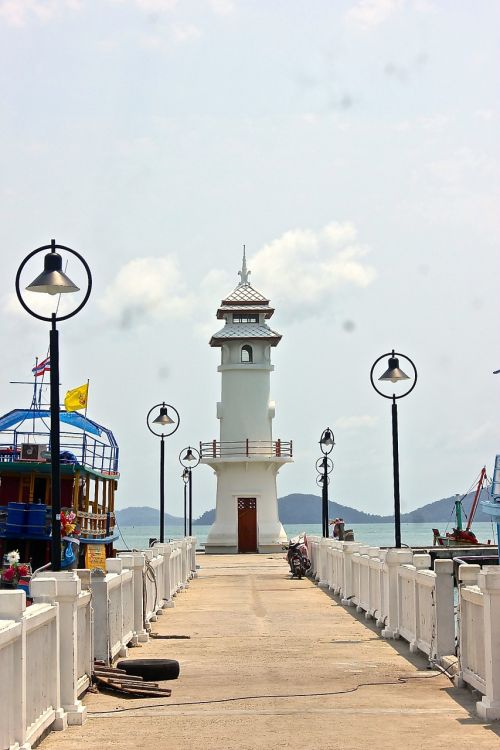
[85,544,107,571]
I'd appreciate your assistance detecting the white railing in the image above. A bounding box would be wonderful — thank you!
[309,537,500,721]
[457,564,500,720]
[0,589,66,750]
[0,536,196,748]
[307,537,455,661]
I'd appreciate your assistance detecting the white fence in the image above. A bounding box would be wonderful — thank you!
[457,563,500,721]
[0,589,66,750]
[0,536,196,749]
[309,536,500,721]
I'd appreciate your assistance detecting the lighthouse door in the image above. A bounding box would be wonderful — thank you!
[237,498,257,553]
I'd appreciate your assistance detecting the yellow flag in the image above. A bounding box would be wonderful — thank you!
[64,383,88,412]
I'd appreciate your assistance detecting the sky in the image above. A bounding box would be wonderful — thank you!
[0,0,499,520]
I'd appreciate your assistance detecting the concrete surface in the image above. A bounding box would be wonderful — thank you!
[39,553,500,750]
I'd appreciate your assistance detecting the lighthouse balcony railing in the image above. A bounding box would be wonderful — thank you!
[200,439,293,459]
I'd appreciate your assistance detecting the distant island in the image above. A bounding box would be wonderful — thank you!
[116,490,489,526]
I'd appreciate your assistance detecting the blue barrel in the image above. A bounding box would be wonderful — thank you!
[27,504,47,536]
[6,502,29,536]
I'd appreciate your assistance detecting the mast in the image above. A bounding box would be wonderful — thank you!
[455,496,463,531]
[466,466,487,531]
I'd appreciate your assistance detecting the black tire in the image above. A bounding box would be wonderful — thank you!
[117,658,180,681]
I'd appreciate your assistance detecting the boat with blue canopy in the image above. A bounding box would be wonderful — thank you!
[0,393,120,573]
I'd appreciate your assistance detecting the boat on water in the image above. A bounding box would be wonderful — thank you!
[0,381,120,578]
[432,467,494,547]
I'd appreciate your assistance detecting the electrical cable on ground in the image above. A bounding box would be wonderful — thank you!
[88,670,452,717]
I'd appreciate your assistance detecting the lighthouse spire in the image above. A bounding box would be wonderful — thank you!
[238,245,251,286]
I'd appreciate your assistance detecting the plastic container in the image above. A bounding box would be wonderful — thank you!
[26,504,47,536]
[6,502,29,535]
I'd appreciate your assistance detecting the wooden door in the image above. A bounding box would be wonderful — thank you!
[237,498,257,553]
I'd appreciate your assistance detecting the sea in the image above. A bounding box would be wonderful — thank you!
[115,521,498,552]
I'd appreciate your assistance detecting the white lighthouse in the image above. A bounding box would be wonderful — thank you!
[201,250,292,554]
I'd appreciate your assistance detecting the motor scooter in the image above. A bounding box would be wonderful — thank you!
[286,535,311,579]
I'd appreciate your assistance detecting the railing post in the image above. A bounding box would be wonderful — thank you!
[433,558,455,660]
[0,590,28,746]
[31,572,87,725]
[341,543,360,606]
[212,439,216,458]
[476,566,500,720]
[381,548,413,639]
[456,564,481,688]
[246,438,249,457]
[409,554,431,652]
[276,439,281,457]
[118,552,148,643]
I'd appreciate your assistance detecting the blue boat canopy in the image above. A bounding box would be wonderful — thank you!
[0,409,102,437]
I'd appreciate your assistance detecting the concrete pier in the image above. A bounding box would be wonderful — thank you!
[39,554,499,750]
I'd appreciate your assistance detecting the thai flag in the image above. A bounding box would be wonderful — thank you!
[32,356,50,377]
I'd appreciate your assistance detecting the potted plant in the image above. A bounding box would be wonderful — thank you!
[1,550,31,589]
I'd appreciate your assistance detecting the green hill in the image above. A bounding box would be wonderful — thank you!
[115,489,491,526]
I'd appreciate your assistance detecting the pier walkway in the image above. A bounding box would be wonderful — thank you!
[40,554,499,750]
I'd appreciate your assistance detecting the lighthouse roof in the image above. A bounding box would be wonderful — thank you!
[210,320,282,347]
[211,248,281,346]
[216,247,275,319]
[216,284,275,319]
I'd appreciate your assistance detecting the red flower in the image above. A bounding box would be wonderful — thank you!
[17,564,29,577]
[2,567,15,582]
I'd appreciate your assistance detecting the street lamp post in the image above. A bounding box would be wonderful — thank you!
[318,429,335,538]
[179,446,200,536]
[370,350,417,548]
[15,240,92,571]
[181,468,189,536]
[147,403,180,543]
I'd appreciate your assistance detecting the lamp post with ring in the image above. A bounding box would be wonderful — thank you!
[147,403,180,543]
[370,350,417,549]
[179,446,200,536]
[181,468,189,537]
[15,240,92,571]
[319,429,335,538]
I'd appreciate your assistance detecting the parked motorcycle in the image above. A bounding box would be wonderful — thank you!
[286,535,311,579]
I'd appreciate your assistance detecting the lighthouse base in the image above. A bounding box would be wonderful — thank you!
[202,458,290,554]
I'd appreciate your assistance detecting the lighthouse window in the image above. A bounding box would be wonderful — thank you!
[233,314,258,323]
[241,345,253,363]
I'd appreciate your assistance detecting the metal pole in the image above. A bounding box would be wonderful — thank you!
[183,480,187,537]
[188,468,193,537]
[322,456,328,538]
[391,397,401,548]
[50,314,61,571]
[160,435,165,543]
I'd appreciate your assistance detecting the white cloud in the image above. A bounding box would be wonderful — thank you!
[345,0,402,29]
[209,0,235,15]
[336,415,378,430]
[172,23,202,43]
[0,0,80,26]
[248,222,376,319]
[99,256,194,329]
[134,0,178,10]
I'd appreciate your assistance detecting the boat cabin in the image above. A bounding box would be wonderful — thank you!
[0,407,120,570]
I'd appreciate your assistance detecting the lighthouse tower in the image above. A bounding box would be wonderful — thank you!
[201,250,292,554]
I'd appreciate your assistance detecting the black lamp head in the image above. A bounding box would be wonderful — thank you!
[26,249,80,296]
[183,447,196,463]
[378,351,410,384]
[320,429,334,447]
[152,404,174,426]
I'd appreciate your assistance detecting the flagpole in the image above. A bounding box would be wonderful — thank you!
[82,379,90,466]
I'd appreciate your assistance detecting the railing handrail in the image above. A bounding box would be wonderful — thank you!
[199,439,293,458]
